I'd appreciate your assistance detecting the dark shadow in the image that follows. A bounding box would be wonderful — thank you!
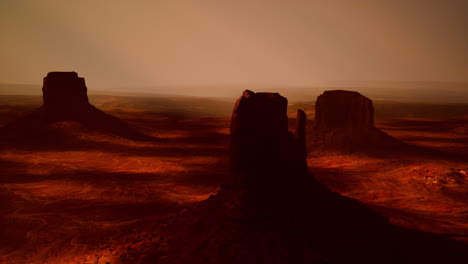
[0,120,230,159]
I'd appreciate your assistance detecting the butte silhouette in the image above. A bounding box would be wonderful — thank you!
[311,90,402,153]
[1,72,156,142]
[230,90,308,187]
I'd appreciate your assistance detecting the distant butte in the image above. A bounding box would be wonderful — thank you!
[2,72,156,141]
[311,90,402,153]
[42,71,90,120]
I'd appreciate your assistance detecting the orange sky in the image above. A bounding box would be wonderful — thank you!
[0,0,467,93]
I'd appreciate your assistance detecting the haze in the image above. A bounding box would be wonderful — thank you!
[1,0,467,97]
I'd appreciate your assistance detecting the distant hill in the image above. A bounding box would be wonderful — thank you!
[1,81,467,103]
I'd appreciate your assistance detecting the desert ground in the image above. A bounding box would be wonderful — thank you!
[0,94,467,263]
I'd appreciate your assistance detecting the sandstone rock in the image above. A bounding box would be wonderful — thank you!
[2,72,156,141]
[312,90,401,152]
[230,91,288,171]
[41,72,90,121]
[43,72,89,108]
[314,90,373,131]
[296,109,307,159]
[230,90,307,188]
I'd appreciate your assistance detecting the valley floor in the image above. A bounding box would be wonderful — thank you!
[0,97,467,263]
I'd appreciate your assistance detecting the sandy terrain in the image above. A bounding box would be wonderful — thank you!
[0,95,467,263]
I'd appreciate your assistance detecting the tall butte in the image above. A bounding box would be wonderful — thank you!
[311,90,402,153]
[2,72,156,141]
[230,90,308,188]
[42,71,90,120]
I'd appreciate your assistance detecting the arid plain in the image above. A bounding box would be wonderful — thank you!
[0,93,467,263]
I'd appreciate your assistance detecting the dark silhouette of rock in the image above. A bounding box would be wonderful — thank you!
[1,72,156,142]
[312,90,402,152]
[230,90,307,189]
[42,71,89,120]
[220,91,401,262]
[315,90,374,130]
[295,109,307,160]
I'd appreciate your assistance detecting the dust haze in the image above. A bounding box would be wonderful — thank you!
[1,1,468,263]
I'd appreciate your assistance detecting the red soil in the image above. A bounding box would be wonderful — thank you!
[0,98,467,263]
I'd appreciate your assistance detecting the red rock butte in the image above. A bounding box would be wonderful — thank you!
[312,90,402,152]
[42,72,89,111]
[230,90,307,188]
[315,90,374,130]
[1,72,156,141]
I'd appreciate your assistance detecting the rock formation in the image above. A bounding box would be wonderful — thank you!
[42,71,90,120]
[230,90,307,187]
[93,90,468,264]
[312,90,401,152]
[1,72,156,141]
[314,90,374,131]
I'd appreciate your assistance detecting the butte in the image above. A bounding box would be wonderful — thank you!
[311,90,403,153]
[1,72,156,142]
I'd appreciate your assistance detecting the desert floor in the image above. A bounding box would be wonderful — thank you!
[0,95,467,263]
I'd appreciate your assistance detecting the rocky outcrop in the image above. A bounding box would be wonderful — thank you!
[314,90,374,131]
[312,90,401,152]
[42,71,89,120]
[230,90,307,189]
[1,72,156,142]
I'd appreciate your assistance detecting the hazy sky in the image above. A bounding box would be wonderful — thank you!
[1,0,467,92]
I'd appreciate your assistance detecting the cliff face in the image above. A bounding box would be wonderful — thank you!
[40,72,91,122]
[312,90,401,153]
[229,90,307,188]
[42,72,89,117]
[314,90,374,131]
